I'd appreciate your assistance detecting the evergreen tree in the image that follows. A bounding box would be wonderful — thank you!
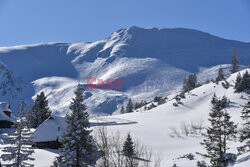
[199,94,237,167]
[123,133,135,157]
[58,84,101,167]
[120,105,125,114]
[123,133,136,167]
[200,94,224,166]
[154,96,165,105]
[134,102,140,110]
[238,98,250,154]
[231,49,240,73]
[196,160,208,167]
[1,101,34,167]
[242,71,250,91]
[216,66,225,82]
[25,106,35,128]
[181,78,188,93]
[222,109,237,155]
[234,73,243,92]
[188,74,197,90]
[235,71,250,92]
[27,92,51,128]
[182,74,197,93]
[126,98,134,113]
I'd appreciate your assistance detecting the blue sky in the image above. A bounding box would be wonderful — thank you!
[0,0,249,46]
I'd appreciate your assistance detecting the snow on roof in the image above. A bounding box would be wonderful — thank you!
[0,102,15,122]
[0,102,11,112]
[32,115,66,142]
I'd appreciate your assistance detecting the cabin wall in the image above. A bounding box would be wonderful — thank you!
[0,120,14,128]
[34,140,62,149]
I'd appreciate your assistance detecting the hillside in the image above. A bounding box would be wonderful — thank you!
[0,27,250,115]
[92,69,250,166]
[0,69,247,166]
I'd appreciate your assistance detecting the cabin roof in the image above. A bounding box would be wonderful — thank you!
[0,102,11,112]
[32,115,66,142]
[0,102,15,122]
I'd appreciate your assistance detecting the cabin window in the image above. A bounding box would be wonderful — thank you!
[58,127,60,131]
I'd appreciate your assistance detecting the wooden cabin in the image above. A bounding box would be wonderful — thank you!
[32,115,66,149]
[0,102,15,128]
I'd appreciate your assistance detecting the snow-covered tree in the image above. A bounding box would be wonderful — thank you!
[234,73,243,92]
[182,74,197,93]
[123,133,135,158]
[25,106,36,128]
[235,71,250,92]
[242,71,250,91]
[122,133,136,167]
[199,94,224,166]
[196,160,208,167]
[154,96,165,105]
[216,66,225,82]
[238,98,250,154]
[231,49,240,73]
[126,98,134,113]
[58,83,101,167]
[199,94,237,167]
[222,108,237,155]
[1,101,34,167]
[120,105,125,114]
[27,91,51,128]
[134,102,140,110]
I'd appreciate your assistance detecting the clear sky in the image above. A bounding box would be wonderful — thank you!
[0,0,249,46]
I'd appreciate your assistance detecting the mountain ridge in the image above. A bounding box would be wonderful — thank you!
[0,27,249,115]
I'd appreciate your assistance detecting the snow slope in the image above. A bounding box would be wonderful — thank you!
[6,69,250,166]
[0,27,250,115]
[90,69,250,167]
[0,69,249,166]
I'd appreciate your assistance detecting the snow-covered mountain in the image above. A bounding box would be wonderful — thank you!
[0,26,250,115]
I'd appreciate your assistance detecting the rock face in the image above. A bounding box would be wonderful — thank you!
[0,27,250,115]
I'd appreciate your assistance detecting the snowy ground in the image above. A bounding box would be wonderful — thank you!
[0,69,249,166]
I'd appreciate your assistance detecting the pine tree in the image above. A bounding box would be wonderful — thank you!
[123,133,136,167]
[200,94,224,166]
[134,102,140,110]
[188,74,197,90]
[238,98,250,154]
[216,66,225,82]
[242,71,250,91]
[58,84,101,167]
[234,71,250,92]
[120,105,125,114]
[126,98,134,113]
[234,73,243,92]
[222,109,237,155]
[231,49,240,73]
[26,106,35,128]
[182,74,197,93]
[27,92,51,128]
[196,160,208,167]
[181,78,188,93]
[199,95,236,167]
[1,101,34,167]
